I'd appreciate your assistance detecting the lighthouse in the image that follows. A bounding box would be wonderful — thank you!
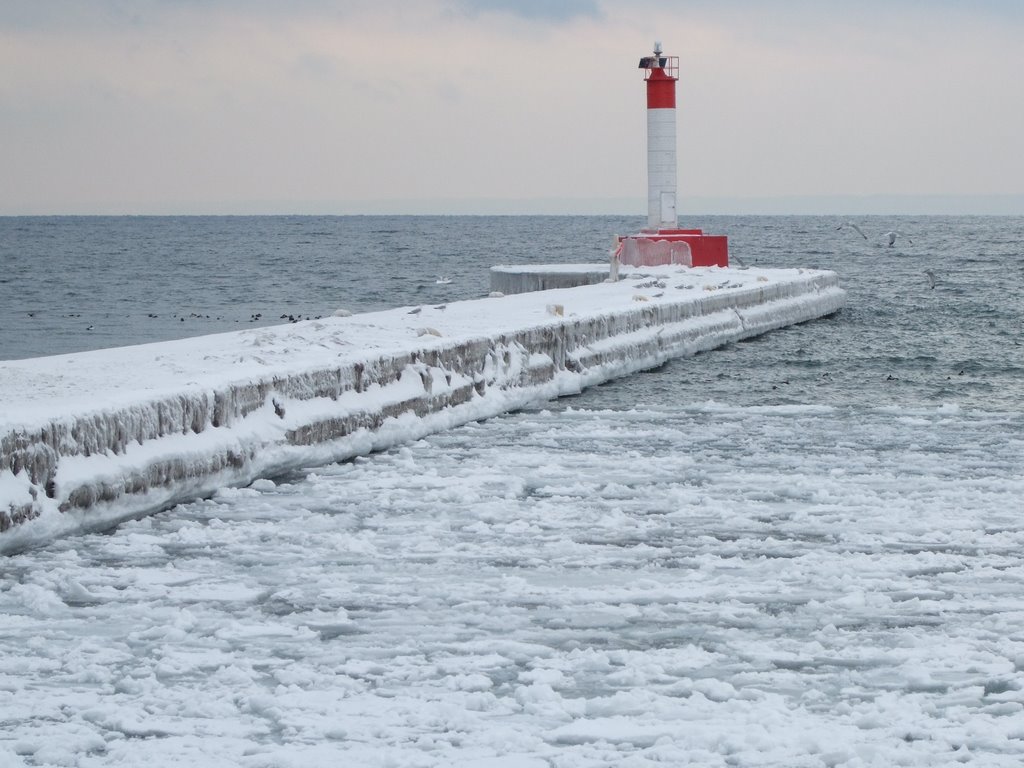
[618,42,729,268]
[642,42,678,229]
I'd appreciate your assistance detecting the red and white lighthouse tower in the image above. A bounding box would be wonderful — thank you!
[644,42,678,229]
[618,42,729,268]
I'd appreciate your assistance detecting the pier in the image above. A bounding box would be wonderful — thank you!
[1,265,843,553]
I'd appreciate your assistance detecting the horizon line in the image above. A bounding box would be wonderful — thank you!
[3,193,1023,217]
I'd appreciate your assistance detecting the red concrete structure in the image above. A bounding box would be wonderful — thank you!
[618,43,729,268]
[618,228,729,268]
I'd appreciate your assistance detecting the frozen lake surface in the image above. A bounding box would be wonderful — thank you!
[3,403,1023,766]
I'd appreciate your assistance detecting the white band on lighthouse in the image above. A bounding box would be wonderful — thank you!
[647,107,677,229]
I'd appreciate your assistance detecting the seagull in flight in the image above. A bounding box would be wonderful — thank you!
[836,221,867,240]
[924,269,937,289]
[886,230,913,247]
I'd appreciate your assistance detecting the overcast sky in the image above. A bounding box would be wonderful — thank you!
[3,0,1023,215]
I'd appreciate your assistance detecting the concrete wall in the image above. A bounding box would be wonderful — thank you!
[490,266,611,295]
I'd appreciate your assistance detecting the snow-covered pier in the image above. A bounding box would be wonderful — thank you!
[1,266,844,553]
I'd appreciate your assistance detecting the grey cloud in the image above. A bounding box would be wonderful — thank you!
[453,0,601,23]
[0,0,358,32]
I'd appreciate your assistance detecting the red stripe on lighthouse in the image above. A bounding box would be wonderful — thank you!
[646,69,676,109]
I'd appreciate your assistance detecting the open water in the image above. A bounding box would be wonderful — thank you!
[2,215,1022,410]
[1,216,1023,766]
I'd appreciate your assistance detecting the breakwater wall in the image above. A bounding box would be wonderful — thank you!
[1,269,845,553]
